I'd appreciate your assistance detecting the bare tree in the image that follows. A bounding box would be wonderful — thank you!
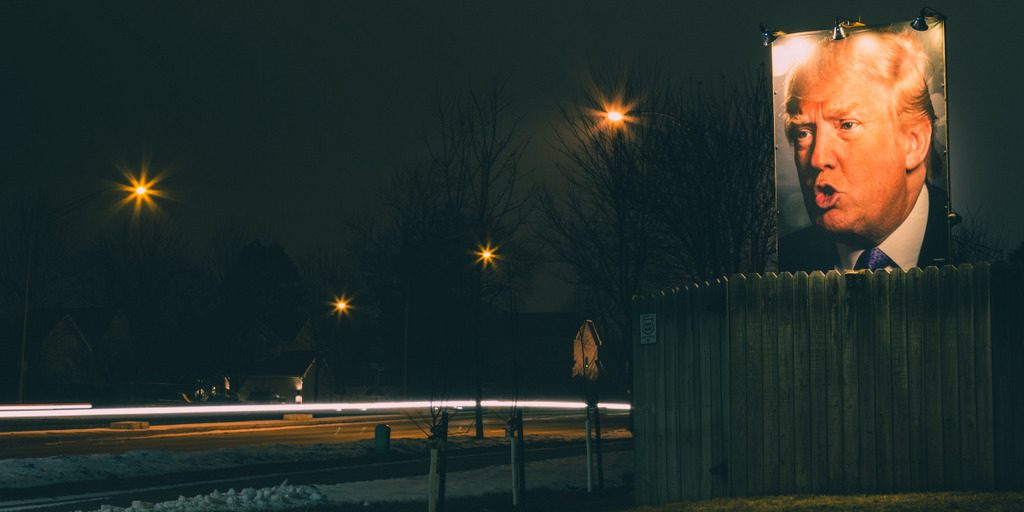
[951,209,1005,264]
[541,62,777,399]
[648,65,776,281]
[347,78,537,407]
[540,62,671,398]
[70,216,210,389]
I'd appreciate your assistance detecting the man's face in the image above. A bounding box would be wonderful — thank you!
[787,77,924,246]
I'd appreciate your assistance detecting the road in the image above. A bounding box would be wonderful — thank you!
[1,408,631,512]
[0,409,629,458]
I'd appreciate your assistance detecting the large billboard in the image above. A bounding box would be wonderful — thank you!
[772,19,949,272]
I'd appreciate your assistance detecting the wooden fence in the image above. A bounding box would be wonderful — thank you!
[631,262,1024,505]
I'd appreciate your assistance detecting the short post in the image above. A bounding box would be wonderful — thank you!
[438,412,448,511]
[516,408,525,498]
[374,424,390,455]
[509,408,526,504]
[428,412,449,512]
[593,400,604,489]
[585,414,593,492]
[511,428,521,505]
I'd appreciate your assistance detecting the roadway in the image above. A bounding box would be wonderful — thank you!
[1,408,631,512]
[0,408,630,458]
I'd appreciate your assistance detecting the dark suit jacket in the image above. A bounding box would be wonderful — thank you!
[778,182,950,272]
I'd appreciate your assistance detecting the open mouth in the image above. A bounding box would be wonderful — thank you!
[814,184,838,209]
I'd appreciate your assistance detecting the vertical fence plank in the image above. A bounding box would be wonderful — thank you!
[662,289,682,503]
[745,274,765,495]
[905,268,927,490]
[990,262,1021,489]
[922,266,945,488]
[854,272,877,493]
[956,266,979,490]
[841,272,861,493]
[699,283,714,499]
[792,272,812,493]
[709,279,730,498]
[873,270,894,492]
[763,274,781,495]
[632,294,654,504]
[654,290,673,504]
[728,275,748,496]
[807,271,829,493]
[648,292,667,504]
[648,291,668,504]
[973,263,994,489]
[824,271,845,492]
[989,263,1009,489]
[939,265,962,488]
[889,269,912,491]
[1007,263,1024,489]
[777,273,797,494]
[680,286,700,501]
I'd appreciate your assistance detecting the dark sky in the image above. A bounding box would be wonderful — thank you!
[4,1,1022,309]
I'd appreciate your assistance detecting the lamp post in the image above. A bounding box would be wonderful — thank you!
[317,299,348,403]
[16,184,150,403]
[473,246,496,439]
[604,108,686,128]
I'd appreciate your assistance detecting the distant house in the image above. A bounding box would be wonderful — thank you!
[236,351,332,403]
[33,308,133,401]
[232,315,333,403]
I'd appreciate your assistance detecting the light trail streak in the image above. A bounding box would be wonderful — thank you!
[0,400,630,420]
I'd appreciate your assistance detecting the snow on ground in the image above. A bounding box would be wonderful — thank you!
[1,431,633,512]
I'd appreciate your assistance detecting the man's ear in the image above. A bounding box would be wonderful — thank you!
[904,118,932,171]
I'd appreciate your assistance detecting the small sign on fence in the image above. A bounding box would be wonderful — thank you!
[639,313,656,344]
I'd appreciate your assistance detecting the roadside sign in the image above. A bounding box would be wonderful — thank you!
[640,313,656,345]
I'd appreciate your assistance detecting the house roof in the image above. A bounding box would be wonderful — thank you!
[33,307,122,343]
[247,350,317,376]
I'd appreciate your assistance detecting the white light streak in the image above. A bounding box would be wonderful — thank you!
[0,400,629,420]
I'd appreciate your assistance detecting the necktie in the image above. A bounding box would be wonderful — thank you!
[854,247,895,271]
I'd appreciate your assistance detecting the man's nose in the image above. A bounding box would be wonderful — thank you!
[809,127,839,170]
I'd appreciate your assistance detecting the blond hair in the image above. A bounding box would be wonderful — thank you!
[784,28,936,139]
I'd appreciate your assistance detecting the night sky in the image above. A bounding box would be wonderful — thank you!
[3,1,1022,309]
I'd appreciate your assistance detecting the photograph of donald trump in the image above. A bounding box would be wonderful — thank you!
[774,21,950,272]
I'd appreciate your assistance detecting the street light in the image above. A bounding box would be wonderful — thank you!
[473,244,498,438]
[16,180,154,403]
[318,296,352,403]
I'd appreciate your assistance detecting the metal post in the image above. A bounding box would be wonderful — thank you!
[585,415,593,492]
[511,431,521,505]
[438,411,448,512]
[594,400,604,489]
[17,233,35,404]
[516,408,525,498]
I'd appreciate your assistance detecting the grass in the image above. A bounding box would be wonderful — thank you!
[630,491,1024,511]
[305,487,1024,512]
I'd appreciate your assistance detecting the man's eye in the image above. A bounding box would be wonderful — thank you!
[840,121,857,130]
